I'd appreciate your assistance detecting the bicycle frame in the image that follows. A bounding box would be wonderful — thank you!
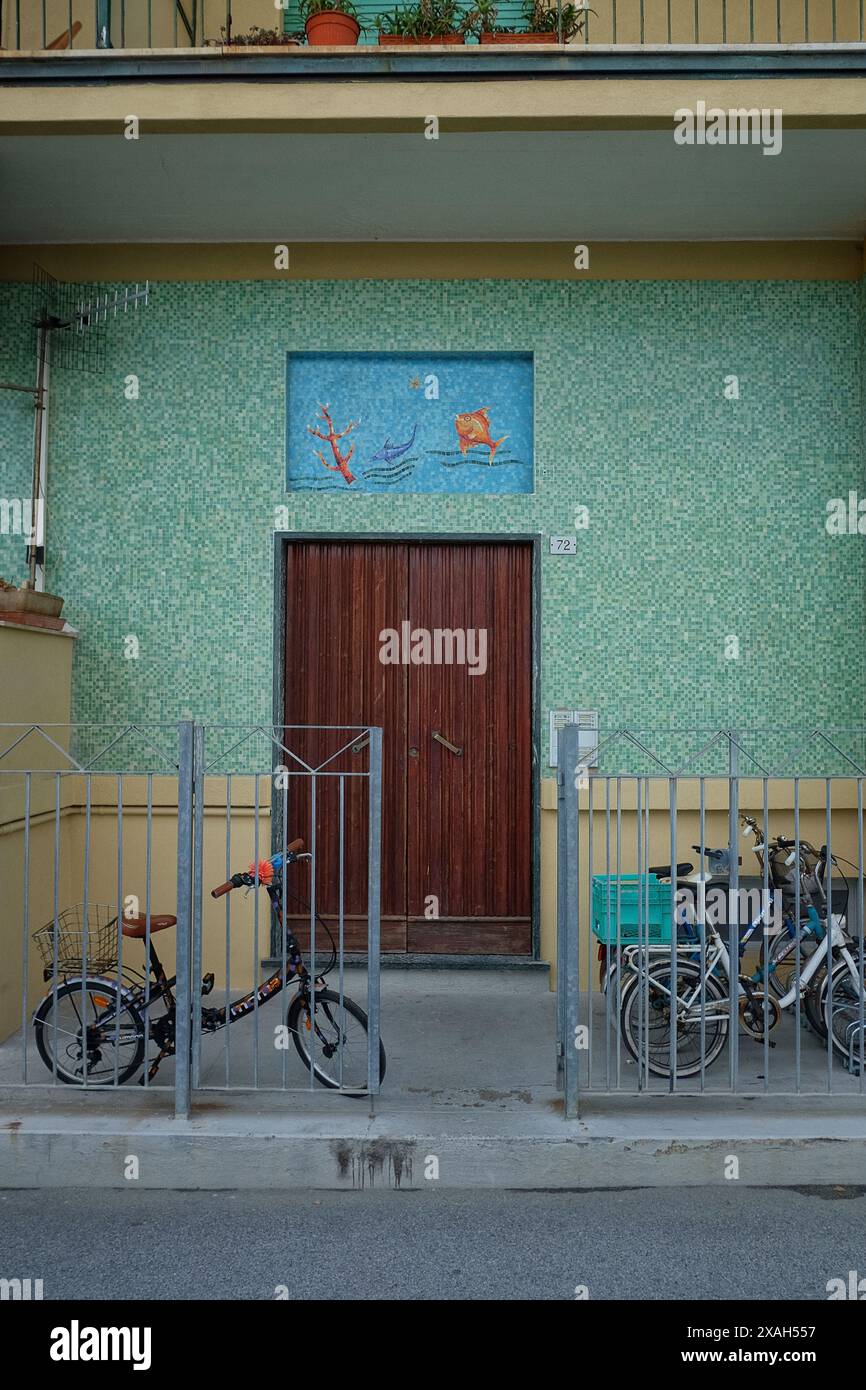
[624,909,861,1024]
[147,881,310,1028]
[203,889,310,1032]
[39,877,315,1086]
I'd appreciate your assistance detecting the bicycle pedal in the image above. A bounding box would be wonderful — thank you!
[201,972,215,996]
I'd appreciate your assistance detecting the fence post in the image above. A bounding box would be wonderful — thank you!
[174,721,194,1119]
[560,724,581,1119]
[727,728,739,1091]
[191,723,205,1089]
[555,759,567,1091]
[366,726,383,1097]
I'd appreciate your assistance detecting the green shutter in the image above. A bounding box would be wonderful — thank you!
[284,2,530,43]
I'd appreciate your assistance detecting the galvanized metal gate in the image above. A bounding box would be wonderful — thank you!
[557,725,866,1119]
[0,721,383,1116]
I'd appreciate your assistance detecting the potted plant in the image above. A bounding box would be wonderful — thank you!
[0,578,65,629]
[206,24,303,50]
[300,0,362,46]
[472,0,594,43]
[376,0,469,45]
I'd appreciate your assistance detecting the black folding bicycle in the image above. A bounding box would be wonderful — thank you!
[32,838,386,1093]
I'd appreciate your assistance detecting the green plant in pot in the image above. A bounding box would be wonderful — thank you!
[207,24,303,47]
[521,0,596,39]
[376,0,470,44]
[299,0,362,46]
[464,0,507,38]
[470,0,594,43]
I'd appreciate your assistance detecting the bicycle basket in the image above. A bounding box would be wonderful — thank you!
[33,904,120,976]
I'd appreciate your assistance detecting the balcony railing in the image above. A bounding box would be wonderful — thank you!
[1,0,864,52]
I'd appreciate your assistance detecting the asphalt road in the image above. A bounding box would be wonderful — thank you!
[2,1185,865,1301]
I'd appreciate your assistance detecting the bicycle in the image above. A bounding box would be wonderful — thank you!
[616,819,865,1077]
[32,838,387,1093]
[600,835,813,1008]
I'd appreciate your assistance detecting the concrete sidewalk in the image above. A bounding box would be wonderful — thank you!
[2,969,865,1190]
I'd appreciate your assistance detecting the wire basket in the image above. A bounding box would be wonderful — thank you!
[33,904,120,976]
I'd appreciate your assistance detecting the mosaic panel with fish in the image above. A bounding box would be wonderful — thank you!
[286,352,533,494]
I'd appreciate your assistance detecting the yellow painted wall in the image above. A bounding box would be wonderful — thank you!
[0,625,75,1041]
[4,74,866,137]
[1,241,861,283]
[1,767,288,1045]
[66,774,279,996]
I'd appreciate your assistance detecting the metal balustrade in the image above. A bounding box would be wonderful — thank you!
[0,0,863,50]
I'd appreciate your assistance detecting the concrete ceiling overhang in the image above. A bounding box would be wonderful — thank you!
[3,56,866,244]
[1,127,865,242]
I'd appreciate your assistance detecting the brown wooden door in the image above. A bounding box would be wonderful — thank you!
[284,540,531,954]
[406,544,532,953]
[283,541,408,950]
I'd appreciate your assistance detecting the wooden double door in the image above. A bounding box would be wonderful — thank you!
[283,540,532,955]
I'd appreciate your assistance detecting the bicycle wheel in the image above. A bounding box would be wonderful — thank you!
[287,987,386,1093]
[819,958,866,1070]
[33,978,145,1085]
[620,960,729,1078]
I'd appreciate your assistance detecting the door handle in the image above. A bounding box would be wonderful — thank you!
[432,730,463,757]
[351,733,370,755]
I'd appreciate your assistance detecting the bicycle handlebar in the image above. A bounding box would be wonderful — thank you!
[210,838,305,898]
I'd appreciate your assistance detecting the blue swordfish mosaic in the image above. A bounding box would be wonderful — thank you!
[286,352,533,494]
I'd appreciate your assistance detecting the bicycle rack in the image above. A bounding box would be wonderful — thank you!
[846,1020,866,1076]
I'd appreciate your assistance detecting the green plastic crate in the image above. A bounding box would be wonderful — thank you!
[590,874,673,944]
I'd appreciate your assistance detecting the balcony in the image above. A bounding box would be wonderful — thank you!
[1,0,865,56]
[1,0,865,244]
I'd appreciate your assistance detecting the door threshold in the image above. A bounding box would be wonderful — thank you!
[262,953,549,971]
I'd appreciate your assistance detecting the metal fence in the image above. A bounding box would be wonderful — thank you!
[0,721,383,1118]
[2,0,864,49]
[556,726,866,1118]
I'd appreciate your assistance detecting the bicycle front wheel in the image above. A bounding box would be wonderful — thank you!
[287,988,386,1093]
[620,961,729,1079]
[33,978,145,1085]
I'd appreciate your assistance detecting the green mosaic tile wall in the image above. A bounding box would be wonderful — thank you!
[1,277,864,766]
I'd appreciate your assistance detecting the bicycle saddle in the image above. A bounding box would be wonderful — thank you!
[648,862,694,880]
[121,914,177,938]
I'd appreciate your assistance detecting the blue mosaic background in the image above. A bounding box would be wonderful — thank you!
[287,351,533,494]
[1,278,864,766]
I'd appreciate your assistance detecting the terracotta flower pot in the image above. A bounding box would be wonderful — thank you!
[305,11,361,45]
[377,33,466,44]
[0,587,64,618]
[479,31,558,42]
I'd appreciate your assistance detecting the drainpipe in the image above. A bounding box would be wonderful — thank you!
[0,339,49,591]
[27,329,49,592]
[96,0,112,48]
[19,329,50,592]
